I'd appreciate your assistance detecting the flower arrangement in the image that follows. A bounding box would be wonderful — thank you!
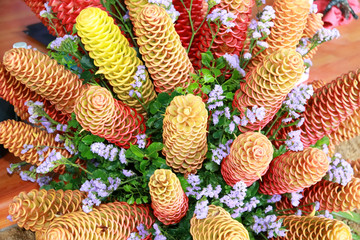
[1,0,360,239]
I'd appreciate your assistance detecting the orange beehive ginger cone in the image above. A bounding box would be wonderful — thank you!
[221,132,273,187]
[309,79,326,90]
[162,94,208,175]
[8,189,86,232]
[259,147,329,195]
[23,0,67,36]
[303,13,324,39]
[349,159,360,178]
[0,62,70,124]
[149,169,189,225]
[124,0,148,23]
[74,85,146,149]
[134,4,194,93]
[301,69,360,147]
[44,202,154,240]
[0,120,72,171]
[76,7,156,115]
[249,0,310,69]
[49,0,105,33]
[190,205,250,240]
[233,49,304,131]
[3,48,86,115]
[275,215,352,240]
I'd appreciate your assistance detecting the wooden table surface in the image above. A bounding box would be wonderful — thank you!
[1,0,360,230]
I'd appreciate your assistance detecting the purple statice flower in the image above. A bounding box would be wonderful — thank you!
[90,142,106,156]
[208,85,225,104]
[199,184,222,200]
[314,201,320,211]
[154,235,167,240]
[7,215,13,222]
[243,52,252,60]
[211,140,232,165]
[37,175,52,187]
[123,10,130,21]
[297,117,305,127]
[206,8,236,30]
[322,144,329,154]
[211,110,224,124]
[20,170,36,182]
[285,130,304,151]
[109,147,118,162]
[223,53,245,75]
[130,65,146,92]
[252,105,266,121]
[220,181,247,210]
[267,194,282,203]
[152,223,167,239]
[314,28,340,43]
[251,215,286,238]
[64,141,76,155]
[136,134,146,148]
[186,174,202,198]
[264,206,273,213]
[6,167,13,175]
[257,41,269,49]
[36,150,63,174]
[90,142,119,161]
[127,232,141,240]
[228,121,236,133]
[123,169,136,177]
[246,108,256,123]
[108,177,121,191]
[224,107,231,119]
[36,146,49,157]
[252,31,262,39]
[296,209,302,216]
[49,35,78,50]
[21,144,34,154]
[282,117,292,123]
[136,224,149,238]
[206,0,221,8]
[194,199,209,219]
[283,84,314,119]
[310,4,318,13]
[325,153,354,186]
[318,210,333,219]
[55,134,64,143]
[39,2,52,17]
[148,0,179,22]
[260,5,276,21]
[290,190,304,207]
[129,90,142,98]
[56,124,68,132]
[239,106,266,126]
[304,58,313,67]
[249,19,258,30]
[119,148,127,164]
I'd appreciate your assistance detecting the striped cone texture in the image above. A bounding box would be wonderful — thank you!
[124,0,148,22]
[162,94,208,175]
[49,0,105,33]
[309,79,326,90]
[76,7,156,114]
[276,215,352,240]
[349,159,360,178]
[23,0,66,36]
[259,147,329,195]
[149,169,189,225]
[301,69,360,147]
[44,202,154,240]
[249,0,310,69]
[3,48,85,115]
[221,132,273,187]
[233,49,304,131]
[8,189,86,232]
[303,13,324,39]
[275,196,296,215]
[134,4,194,93]
[197,0,254,59]
[0,120,71,172]
[190,205,250,240]
[0,63,69,124]
[74,85,146,148]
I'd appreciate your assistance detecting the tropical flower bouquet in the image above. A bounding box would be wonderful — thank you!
[1,0,360,239]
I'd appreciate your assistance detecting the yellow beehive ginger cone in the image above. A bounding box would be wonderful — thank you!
[276,215,352,240]
[249,0,310,69]
[149,169,189,225]
[233,49,304,131]
[349,159,360,178]
[74,85,146,149]
[8,189,86,232]
[162,94,208,175]
[43,202,154,240]
[3,48,86,115]
[221,132,273,187]
[0,120,72,172]
[124,0,148,22]
[190,205,250,240]
[259,147,329,195]
[134,4,194,93]
[76,7,156,115]
[303,13,324,39]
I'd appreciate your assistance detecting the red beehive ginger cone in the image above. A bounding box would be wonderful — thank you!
[275,196,296,215]
[134,4,194,93]
[309,79,326,90]
[48,0,105,33]
[3,48,86,115]
[303,13,324,39]
[162,94,208,175]
[23,0,67,36]
[349,159,360,178]
[221,132,273,187]
[44,202,155,240]
[74,85,146,149]
[8,189,86,232]
[259,147,329,195]
[0,62,70,124]
[233,49,304,132]
[149,169,189,225]
[301,69,360,147]
[275,215,352,240]
[190,205,250,240]
[0,120,72,172]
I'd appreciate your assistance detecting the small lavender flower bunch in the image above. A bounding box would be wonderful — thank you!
[251,215,286,238]
[206,8,237,32]
[285,130,304,152]
[325,153,354,186]
[129,65,146,99]
[239,105,266,127]
[222,54,246,76]
[49,35,79,51]
[90,142,125,162]
[282,84,314,121]
[194,199,209,219]
[148,0,180,22]
[211,139,233,165]
[36,149,64,174]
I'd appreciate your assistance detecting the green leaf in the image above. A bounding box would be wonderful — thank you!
[212,130,223,139]
[141,196,149,203]
[59,173,73,182]
[187,82,199,93]
[212,68,222,77]
[178,175,190,191]
[157,92,171,103]
[225,92,234,100]
[215,57,226,69]
[201,51,213,68]
[129,144,144,158]
[332,211,360,224]
[146,142,163,158]
[127,196,135,205]
[80,55,96,70]
[139,160,150,172]
[247,181,259,197]
[312,136,330,149]
[136,197,142,204]
[78,142,94,160]
[353,233,360,240]
[201,85,211,94]
[203,74,215,83]
[80,70,93,84]
[201,68,212,76]
[149,101,162,115]
[123,184,133,192]
[204,161,220,172]
[81,134,105,145]
[273,144,287,158]
[92,169,108,181]
[64,183,74,190]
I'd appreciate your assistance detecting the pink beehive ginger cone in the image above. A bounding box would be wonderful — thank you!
[259,147,329,195]
[3,48,87,115]
[221,132,273,187]
[148,169,189,225]
[74,85,146,149]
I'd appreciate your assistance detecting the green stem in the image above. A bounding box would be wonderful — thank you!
[64,159,92,175]
[186,7,211,53]
[207,21,221,52]
[264,110,284,136]
[120,176,142,185]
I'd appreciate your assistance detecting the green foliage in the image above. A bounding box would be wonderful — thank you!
[332,211,360,224]
[311,136,330,150]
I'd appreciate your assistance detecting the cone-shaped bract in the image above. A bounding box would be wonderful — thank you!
[303,13,324,39]
[8,189,86,232]
[134,4,194,93]
[259,148,329,195]
[76,7,156,115]
[190,205,250,240]
[44,202,155,240]
[74,85,146,149]
[162,94,208,175]
[349,159,360,178]
[149,169,189,225]
[221,132,273,186]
